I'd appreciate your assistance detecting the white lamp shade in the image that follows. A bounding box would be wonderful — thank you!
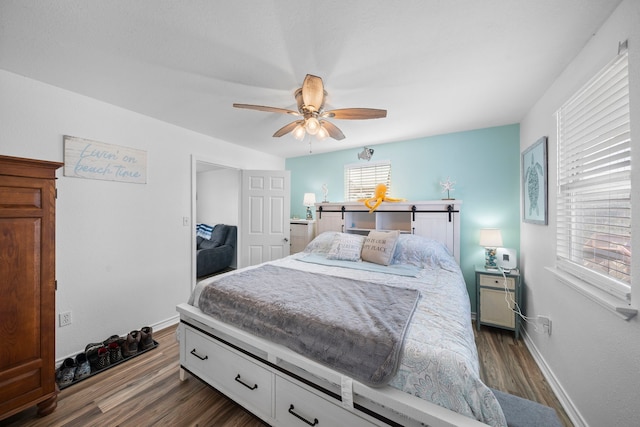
[479,228,503,247]
[303,193,316,207]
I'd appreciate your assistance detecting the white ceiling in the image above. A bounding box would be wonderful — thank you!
[0,1,622,158]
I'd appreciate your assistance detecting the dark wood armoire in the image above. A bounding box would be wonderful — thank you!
[0,155,62,420]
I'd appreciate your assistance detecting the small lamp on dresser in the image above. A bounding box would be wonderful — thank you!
[479,228,503,271]
[303,193,316,220]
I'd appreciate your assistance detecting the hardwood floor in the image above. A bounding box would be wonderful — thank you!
[474,324,573,427]
[1,323,572,427]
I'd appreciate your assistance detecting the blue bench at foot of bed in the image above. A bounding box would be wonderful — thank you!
[491,388,563,427]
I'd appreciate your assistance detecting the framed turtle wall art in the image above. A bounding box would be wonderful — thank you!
[522,136,548,225]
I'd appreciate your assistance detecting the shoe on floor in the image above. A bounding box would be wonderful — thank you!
[96,347,111,370]
[103,334,121,346]
[122,330,141,357]
[140,326,154,350]
[108,341,123,363]
[74,352,91,381]
[56,358,76,387]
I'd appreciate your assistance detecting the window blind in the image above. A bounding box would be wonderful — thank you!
[344,161,391,201]
[556,50,631,301]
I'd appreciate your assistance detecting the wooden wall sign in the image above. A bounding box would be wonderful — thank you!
[64,136,147,184]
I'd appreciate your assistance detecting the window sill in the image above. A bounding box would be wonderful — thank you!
[545,267,637,320]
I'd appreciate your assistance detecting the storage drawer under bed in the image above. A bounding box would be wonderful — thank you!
[275,375,375,427]
[183,326,273,418]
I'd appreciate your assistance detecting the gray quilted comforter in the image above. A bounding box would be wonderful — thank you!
[198,264,420,387]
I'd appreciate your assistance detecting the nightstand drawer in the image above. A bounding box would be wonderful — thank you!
[479,274,515,290]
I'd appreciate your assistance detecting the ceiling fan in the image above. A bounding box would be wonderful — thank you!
[233,74,387,141]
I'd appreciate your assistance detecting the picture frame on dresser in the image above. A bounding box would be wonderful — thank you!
[522,136,548,225]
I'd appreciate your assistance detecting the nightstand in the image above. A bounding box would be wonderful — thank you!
[475,266,522,339]
[290,220,316,254]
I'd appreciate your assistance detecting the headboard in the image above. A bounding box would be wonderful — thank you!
[315,200,462,264]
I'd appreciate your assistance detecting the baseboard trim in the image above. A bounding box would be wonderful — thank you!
[521,327,587,427]
[154,314,180,332]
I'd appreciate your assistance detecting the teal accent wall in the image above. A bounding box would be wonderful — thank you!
[285,124,521,311]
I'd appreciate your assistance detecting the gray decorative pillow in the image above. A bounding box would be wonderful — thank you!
[209,224,229,246]
[362,230,400,266]
[326,234,365,262]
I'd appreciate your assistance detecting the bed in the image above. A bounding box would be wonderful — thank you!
[177,230,507,427]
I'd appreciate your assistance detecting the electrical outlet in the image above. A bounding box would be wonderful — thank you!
[59,311,72,327]
[538,315,552,336]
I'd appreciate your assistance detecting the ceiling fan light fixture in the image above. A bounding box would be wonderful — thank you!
[293,124,306,141]
[317,125,329,140]
[305,117,320,135]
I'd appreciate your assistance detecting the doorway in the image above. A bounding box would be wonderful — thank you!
[191,156,241,289]
[190,156,291,289]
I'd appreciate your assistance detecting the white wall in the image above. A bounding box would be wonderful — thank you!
[519,1,640,426]
[196,168,240,226]
[0,69,284,361]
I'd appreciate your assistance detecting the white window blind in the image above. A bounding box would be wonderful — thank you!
[344,161,391,201]
[556,50,631,301]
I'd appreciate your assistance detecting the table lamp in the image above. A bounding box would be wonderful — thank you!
[479,228,503,270]
[303,193,316,220]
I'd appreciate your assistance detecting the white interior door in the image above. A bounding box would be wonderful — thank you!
[241,170,291,268]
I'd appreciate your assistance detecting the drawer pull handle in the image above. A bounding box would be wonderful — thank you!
[288,404,318,426]
[234,374,258,390]
[190,348,208,361]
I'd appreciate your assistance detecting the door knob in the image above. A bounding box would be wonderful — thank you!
[283,237,289,242]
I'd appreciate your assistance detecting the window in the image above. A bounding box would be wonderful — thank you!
[344,161,391,201]
[556,49,631,302]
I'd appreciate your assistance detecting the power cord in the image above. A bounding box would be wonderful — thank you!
[497,267,546,335]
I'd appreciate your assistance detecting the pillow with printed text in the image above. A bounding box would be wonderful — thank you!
[361,230,400,266]
[326,233,365,262]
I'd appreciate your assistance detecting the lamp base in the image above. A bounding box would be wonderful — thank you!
[305,206,313,220]
[484,247,498,270]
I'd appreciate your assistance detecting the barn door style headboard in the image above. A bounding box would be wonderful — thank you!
[315,200,462,263]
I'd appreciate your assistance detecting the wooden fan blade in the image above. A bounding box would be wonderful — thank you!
[233,103,300,116]
[320,120,345,140]
[322,108,387,120]
[273,120,303,137]
[301,74,325,111]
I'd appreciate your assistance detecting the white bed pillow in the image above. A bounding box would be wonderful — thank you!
[326,233,365,261]
[304,231,341,254]
[391,234,454,268]
[361,230,400,266]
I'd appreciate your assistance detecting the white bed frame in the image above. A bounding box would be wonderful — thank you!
[177,202,488,426]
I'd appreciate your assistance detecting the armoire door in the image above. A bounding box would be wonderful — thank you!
[0,156,61,420]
